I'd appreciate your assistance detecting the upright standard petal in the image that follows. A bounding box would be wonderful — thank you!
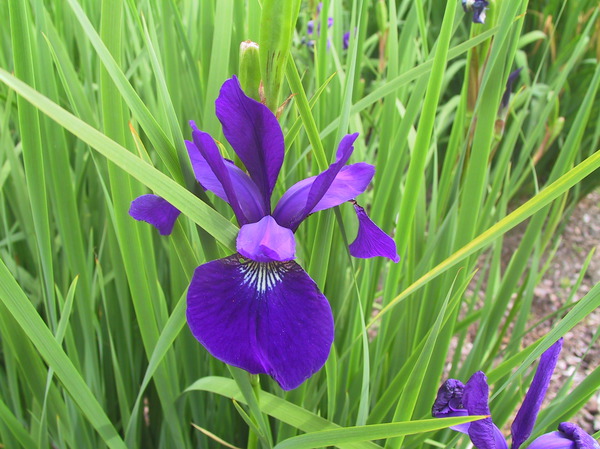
[237,215,296,262]
[215,77,284,209]
[185,138,265,222]
[511,338,563,449]
[348,203,399,262]
[186,255,334,390]
[273,133,361,230]
[273,162,374,230]
[191,127,249,225]
[463,371,508,449]
[129,194,181,235]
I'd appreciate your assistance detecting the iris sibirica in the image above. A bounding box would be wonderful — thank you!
[129,77,398,390]
[432,338,600,449]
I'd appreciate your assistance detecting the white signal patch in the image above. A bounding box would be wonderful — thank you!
[239,261,286,293]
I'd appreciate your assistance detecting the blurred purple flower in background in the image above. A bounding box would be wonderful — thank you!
[304,5,350,50]
[462,0,489,24]
[343,31,350,50]
[129,77,398,390]
[432,338,600,448]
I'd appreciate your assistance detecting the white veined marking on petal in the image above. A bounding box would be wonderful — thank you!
[239,260,285,294]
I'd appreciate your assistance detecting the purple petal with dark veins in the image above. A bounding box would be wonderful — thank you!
[185,138,265,222]
[528,431,577,449]
[215,76,284,209]
[237,215,296,262]
[511,338,563,449]
[186,255,334,390]
[348,204,399,262]
[463,371,508,449]
[432,379,467,418]
[191,125,249,225]
[129,194,181,235]
[273,133,361,230]
[557,423,600,449]
[432,378,471,433]
[273,161,374,230]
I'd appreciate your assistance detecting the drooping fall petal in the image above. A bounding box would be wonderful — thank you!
[349,203,399,262]
[186,255,334,390]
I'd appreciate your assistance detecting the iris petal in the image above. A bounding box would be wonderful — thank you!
[191,126,249,225]
[129,194,181,235]
[463,371,509,449]
[348,203,399,262]
[185,138,265,222]
[557,423,600,449]
[186,255,334,390]
[273,162,374,229]
[528,431,577,449]
[215,76,284,209]
[273,133,361,230]
[511,338,563,449]
[237,216,296,262]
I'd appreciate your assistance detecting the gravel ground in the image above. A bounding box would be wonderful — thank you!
[523,190,600,432]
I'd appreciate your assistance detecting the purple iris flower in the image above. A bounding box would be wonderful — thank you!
[462,0,489,24]
[129,77,399,390]
[432,338,600,449]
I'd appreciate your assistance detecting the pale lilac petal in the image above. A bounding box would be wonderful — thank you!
[191,127,249,225]
[215,77,284,209]
[129,194,181,235]
[349,204,399,262]
[557,423,600,449]
[273,133,361,230]
[273,162,374,229]
[463,371,509,449]
[236,216,296,262]
[511,338,563,449]
[186,255,334,390]
[528,431,577,449]
[185,138,265,222]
